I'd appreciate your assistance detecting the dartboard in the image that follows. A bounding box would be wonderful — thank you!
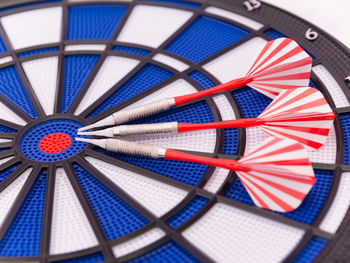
[0,0,349,262]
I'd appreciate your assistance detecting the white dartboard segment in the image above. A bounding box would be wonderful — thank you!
[122,79,197,110]
[182,203,305,263]
[152,54,189,72]
[65,44,106,52]
[0,101,27,126]
[113,228,165,258]
[0,156,14,167]
[312,65,349,108]
[75,56,140,115]
[204,37,268,82]
[0,168,32,228]
[212,94,236,121]
[85,156,188,218]
[0,56,13,65]
[320,172,350,233]
[22,57,58,115]
[117,5,193,48]
[205,6,263,30]
[50,168,98,255]
[204,167,230,193]
[1,7,62,50]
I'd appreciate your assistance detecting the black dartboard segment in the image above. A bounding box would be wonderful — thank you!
[0,0,348,262]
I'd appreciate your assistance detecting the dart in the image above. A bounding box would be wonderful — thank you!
[78,87,335,150]
[75,136,315,212]
[78,37,312,131]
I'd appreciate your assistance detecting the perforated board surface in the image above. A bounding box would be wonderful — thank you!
[0,0,348,262]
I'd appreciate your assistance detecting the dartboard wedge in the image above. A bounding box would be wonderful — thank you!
[78,87,334,150]
[78,38,312,131]
[75,137,315,212]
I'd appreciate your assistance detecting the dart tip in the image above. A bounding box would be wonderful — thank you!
[75,137,106,148]
[78,115,115,132]
[75,137,89,143]
[77,127,114,137]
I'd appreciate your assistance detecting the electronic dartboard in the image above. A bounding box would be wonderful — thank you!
[0,0,349,262]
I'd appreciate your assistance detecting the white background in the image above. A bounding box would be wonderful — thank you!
[263,0,350,49]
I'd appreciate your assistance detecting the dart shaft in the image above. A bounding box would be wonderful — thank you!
[174,77,251,106]
[177,118,262,133]
[103,138,249,172]
[108,118,261,137]
[164,149,249,172]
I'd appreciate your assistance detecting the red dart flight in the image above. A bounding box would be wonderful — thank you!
[79,38,313,131]
[79,87,335,150]
[76,136,315,213]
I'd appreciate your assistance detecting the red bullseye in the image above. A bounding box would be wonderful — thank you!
[39,133,71,154]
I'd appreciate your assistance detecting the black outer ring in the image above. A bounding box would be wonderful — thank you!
[0,0,348,262]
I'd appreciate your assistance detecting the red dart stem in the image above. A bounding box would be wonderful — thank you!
[177,118,263,133]
[165,149,250,172]
[174,77,252,106]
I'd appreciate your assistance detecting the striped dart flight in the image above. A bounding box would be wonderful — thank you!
[79,37,312,131]
[78,87,335,150]
[75,136,315,212]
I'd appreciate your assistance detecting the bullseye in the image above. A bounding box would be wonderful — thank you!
[19,118,88,162]
[39,133,71,153]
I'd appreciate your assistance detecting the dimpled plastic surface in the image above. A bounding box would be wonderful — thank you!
[73,164,148,240]
[308,78,320,90]
[113,45,150,57]
[127,241,200,263]
[222,129,238,155]
[166,16,249,62]
[0,66,38,119]
[264,28,286,39]
[61,55,100,113]
[53,252,104,263]
[18,46,59,58]
[0,36,6,53]
[0,0,60,13]
[0,169,46,256]
[167,196,208,228]
[20,119,87,162]
[292,237,327,263]
[39,133,71,153]
[141,0,201,9]
[88,64,173,118]
[188,70,215,90]
[0,124,16,133]
[0,163,20,184]
[67,4,127,40]
[232,86,272,118]
[100,101,214,186]
[340,113,350,164]
[225,169,333,224]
